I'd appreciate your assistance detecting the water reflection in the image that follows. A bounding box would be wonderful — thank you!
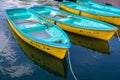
[1,0,58,10]
[18,0,38,6]
[8,22,67,78]
[114,25,120,36]
[17,0,58,7]
[66,32,110,54]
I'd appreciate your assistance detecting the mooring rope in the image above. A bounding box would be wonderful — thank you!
[116,31,120,41]
[68,49,77,80]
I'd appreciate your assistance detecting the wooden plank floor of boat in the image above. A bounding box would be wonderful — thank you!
[29,30,52,40]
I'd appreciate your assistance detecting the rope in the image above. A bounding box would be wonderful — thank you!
[116,31,120,41]
[68,49,77,80]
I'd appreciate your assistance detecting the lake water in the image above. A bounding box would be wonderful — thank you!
[0,0,120,80]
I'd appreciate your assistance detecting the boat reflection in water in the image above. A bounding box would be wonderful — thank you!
[66,32,110,54]
[9,23,67,78]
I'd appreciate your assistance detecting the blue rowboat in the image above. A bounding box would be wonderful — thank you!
[5,8,71,59]
[59,1,120,26]
[30,6,117,40]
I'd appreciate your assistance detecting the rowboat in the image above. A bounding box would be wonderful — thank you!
[77,0,119,13]
[66,32,109,53]
[59,1,120,26]
[5,8,71,59]
[10,26,66,78]
[30,6,117,40]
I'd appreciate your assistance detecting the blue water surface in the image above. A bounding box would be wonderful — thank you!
[0,0,120,80]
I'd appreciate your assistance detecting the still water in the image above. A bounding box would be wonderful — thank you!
[0,0,120,80]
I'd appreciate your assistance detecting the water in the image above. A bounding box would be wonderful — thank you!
[0,0,120,80]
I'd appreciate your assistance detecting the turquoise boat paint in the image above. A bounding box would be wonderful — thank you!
[29,6,118,40]
[5,8,71,48]
[77,0,120,14]
[30,6,117,31]
[60,1,120,16]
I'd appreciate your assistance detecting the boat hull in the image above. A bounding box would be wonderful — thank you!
[56,22,115,41]
[41,16,115,41]
[59,4,120,26]
[6,18,68,59]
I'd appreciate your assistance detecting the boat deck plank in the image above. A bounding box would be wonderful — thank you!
[29,30,52,40]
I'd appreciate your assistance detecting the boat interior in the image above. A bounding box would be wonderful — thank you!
[60,2,120,16]
[77,0,120,13]
[30,6,115,30]
[7,9,67,44]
